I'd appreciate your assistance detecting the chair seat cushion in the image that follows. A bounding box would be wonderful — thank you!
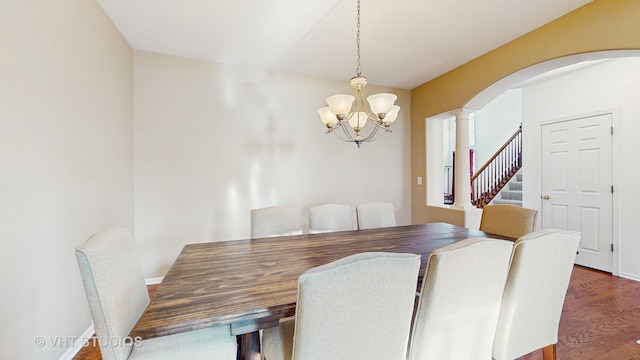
[129,326,236,360]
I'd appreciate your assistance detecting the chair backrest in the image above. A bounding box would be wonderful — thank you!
[75,228,150,360]
[408,238,514,360]
[479,204,538,239]
[308,203,355,234]
[356,202,397,229]
[250,206,302,239]
[292,252,421,360]
[492,229,580,360]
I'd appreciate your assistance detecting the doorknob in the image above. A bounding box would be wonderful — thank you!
[541,195,550,200]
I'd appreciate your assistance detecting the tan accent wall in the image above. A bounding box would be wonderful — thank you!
[410,0,640,223]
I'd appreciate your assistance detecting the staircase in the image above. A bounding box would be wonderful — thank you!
[492,171,523,206]
[471,125,522,208]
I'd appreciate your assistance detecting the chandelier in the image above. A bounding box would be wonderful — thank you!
[316,0,400,148]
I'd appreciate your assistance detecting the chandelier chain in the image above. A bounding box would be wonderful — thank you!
[356,0,362,77]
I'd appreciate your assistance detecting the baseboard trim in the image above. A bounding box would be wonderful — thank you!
[145,276,163,285]
[58,323,94,360]
[619,272,640,282]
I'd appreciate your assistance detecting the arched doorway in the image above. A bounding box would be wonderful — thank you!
[462,51,640,276]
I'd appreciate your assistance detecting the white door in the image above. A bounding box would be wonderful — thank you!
[540,113,613,272]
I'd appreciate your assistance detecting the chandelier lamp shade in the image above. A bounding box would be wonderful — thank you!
[317,0,400,148]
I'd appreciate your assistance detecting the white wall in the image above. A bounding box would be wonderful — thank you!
[473,89,522,166]
[521,57,640,280]
[0,0,133,359]
[133,51,411,277]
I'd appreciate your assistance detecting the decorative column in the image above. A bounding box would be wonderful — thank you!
[453,110,473,209]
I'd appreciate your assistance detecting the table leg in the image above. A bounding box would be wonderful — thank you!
[237,331,261,360]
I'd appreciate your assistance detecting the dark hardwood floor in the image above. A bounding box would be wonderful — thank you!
[74,266,640,360]
[520,266,640,360]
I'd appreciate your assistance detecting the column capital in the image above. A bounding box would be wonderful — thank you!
[455,110,472,122]
[446,107,476,119]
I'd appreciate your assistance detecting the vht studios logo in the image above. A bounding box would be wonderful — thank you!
[34,336,143,348]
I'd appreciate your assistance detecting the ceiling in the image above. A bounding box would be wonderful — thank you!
[95,0,593,90]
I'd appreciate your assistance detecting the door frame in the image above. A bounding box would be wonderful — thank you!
[535,109,620,276]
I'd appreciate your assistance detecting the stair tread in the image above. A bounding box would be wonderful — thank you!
[508,182,522,191]
[500,190,522,200]
[493,199,523,206]
[495,170,523,204]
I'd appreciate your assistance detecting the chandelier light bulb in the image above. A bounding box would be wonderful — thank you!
[326,94,355,117]
[317,107,337,128]
[348,112,368,131]
[383,105,401,126]
[367,93,397,116]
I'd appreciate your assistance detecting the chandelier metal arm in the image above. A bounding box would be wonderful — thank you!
[353,88,383,125]
[360,124,385,142]
[325,122,358,143]
[324,118,390,148]
[324,121,353,139]
[339,121,358,141]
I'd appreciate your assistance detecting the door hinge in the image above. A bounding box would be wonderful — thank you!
[611,243,614,252]
[611,185,614,194]
[611,126,614,135]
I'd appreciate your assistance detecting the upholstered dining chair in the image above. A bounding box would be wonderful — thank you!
[492,229,580,360]
[251,206,302,239]
[262,252,421,360]
[75,228,237,360]
[308,203,356,234]
[356,202,397,229]
[408,238,514,360]
[479,204,538,239]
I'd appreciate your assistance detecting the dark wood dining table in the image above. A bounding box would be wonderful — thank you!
[129,222,510,360]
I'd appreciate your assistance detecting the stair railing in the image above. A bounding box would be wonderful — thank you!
[471,125,522,208]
